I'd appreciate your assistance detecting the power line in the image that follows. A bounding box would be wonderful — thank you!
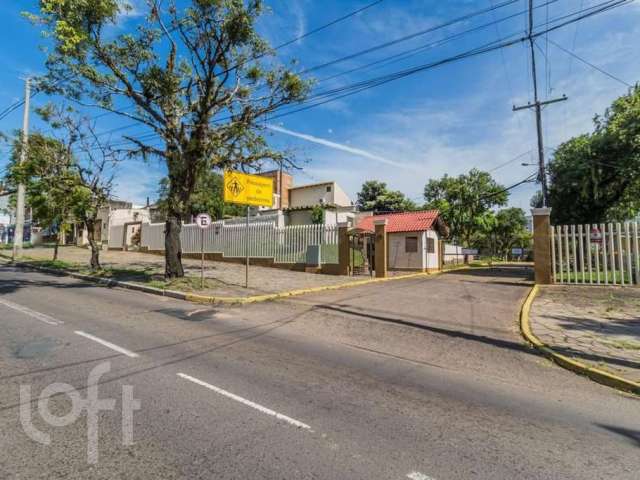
[568,0,586,79]
[107,0,634,150]
[315,0,557,86]
[0,77,69,123]
[249,0,635,117]
[489,150,533,172]
[479,171,538,204]
[273,0,385,50]
[213,0,386,80]
[54,0,639,152]
[2,2,386,131]
[93,0,532,141]
[90,1,528,143]
[546,38,632,87]
[298,0,522,76]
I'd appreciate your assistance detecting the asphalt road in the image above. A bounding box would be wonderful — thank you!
[0,264,638,479]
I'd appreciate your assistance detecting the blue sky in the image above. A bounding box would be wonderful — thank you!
[0,0,638,210]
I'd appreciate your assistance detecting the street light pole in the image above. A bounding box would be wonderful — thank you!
[12,77,31,260]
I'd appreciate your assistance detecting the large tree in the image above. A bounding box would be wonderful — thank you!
[548,85,640,224]
[423,169,508,246]
[156,171,244,221]
[29,0,310,277]
[6,133,77,260]
[356,180,416,212]
[473,207,531,259]
[6,105,119,269]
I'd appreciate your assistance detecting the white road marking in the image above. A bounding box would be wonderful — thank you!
[186,308,209,317]
[177,373,311,430]
[407,473,435,480]
[0,298,63,325]
[74,331,140,358]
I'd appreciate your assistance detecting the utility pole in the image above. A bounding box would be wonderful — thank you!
[513,0,567,207]
[12,78,31,260]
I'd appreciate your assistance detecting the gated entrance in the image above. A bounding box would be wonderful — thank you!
[348,228,375,276]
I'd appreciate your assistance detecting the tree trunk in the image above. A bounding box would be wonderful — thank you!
[165,214,184,278]
[85,219,101,270]
[53,237,59,261]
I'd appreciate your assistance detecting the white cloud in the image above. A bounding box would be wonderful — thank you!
[112,159,165,205]
[288,6,640,212]
[267,124,411,169]
[285,0,307,45]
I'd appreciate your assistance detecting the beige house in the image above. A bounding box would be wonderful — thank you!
[356,210,449,272]
[258,171,356,226]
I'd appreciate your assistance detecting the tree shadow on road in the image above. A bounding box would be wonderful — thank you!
[549,315,640,340]
[446,265,534,282]
[550,343,640,371]
[316,304,534,355]
[596,424,640,447]
[0,276,98,295]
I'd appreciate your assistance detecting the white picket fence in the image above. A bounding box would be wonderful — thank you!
[551,222,640,286]
[135,221,339,264]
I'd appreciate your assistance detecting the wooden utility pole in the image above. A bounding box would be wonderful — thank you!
[513,0,567,207]
[12,78,31,260]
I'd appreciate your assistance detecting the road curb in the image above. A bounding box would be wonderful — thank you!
[520,284,640,396]
[2,257,471,305]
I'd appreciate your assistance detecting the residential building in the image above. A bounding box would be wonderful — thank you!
[257,170,356,226]
[76,200,152,247]
[356,210,449,272]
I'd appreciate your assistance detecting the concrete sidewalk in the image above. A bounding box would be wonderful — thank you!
[530,285,640,384]
[7,246,360,297]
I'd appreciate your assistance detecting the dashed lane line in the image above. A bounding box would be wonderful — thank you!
[0,298,63,326]
[407,473,436,480]
[74,330,140,358]
[177,372,311,430]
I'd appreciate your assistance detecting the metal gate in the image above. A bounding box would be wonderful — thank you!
[551,222,639,286]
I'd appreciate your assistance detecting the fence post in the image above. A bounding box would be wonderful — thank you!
[374,219,388,278]
[531,208,553,284]
[338,222,350,275]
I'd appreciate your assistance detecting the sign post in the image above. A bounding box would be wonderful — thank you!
[245,206,250,288]
[195,213,212,289]
[223,171,274,289]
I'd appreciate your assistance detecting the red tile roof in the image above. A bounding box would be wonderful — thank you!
[356,210,440,233]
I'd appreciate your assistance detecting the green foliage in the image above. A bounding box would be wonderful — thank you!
[548,85,640,224]
[472,207,531,258]
[28,0,310,210]
[310,205,325,225]
[356,180,416,212]
[530,190,543,209]
[28,0,312,276]
[423,169,508,246]
[5,133,78,241]
[156,172,245,220]
[3,105,118,267]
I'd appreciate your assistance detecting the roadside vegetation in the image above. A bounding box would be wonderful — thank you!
[540,85,640,224]
[26,0,310,278]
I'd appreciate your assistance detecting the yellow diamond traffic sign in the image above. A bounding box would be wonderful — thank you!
[223,171,273,207]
